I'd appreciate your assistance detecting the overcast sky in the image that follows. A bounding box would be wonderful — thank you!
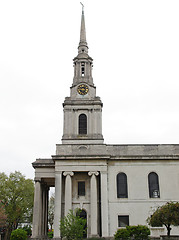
[0,0,179,180]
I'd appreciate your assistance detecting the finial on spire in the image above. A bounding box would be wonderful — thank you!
[80,2,84,14]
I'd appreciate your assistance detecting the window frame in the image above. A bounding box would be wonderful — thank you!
[81,62,85,76]
[78,181,86,197]
[116,172,128,198]
[148,172,160,198]
[118,215,129,227]
[79,114,87,135]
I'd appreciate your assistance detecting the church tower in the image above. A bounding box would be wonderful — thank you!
[62,7,103,144]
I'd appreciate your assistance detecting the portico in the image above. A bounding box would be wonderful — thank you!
[32,155,109,239]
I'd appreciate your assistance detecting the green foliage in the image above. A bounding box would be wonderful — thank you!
[60,209,87,240]
[48,193,55,230]
[21,225,32,236]
[147,202,179,236]
[10,229,27,240]
[48,230,53,239]
[126,225,150,240]
[114,228,130,240]
[0,171,34,239]
[114,225,150,240]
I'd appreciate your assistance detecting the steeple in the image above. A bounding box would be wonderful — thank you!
[72,5,93,87]
[78,3,88,54]
[62,5,103,144]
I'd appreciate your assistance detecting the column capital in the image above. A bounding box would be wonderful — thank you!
[55,170,62,174]
[34,177,41,183]
[88,171,99,177]
[63,171,74,177]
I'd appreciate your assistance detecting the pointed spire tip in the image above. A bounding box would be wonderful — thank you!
[80,2,84,14]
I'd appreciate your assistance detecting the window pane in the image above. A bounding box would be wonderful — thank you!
[79,114,87,134]
[78,181,85,196]
[148,172,160,198]
[117,173,128,198]
[118,215,129,227]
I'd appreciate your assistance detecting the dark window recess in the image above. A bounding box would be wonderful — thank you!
[118,215,129,227]
[81,62,85,76]
[148,172,160,198]
[78,181,85,196]
[76,209,87,238]
[79,114,87,134]
[117,173,128,198]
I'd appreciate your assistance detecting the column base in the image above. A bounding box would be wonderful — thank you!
[31,236,49,240]
[89,234,99,238]
[31,238,49,240]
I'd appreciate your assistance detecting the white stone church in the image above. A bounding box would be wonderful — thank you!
[31,8,179,240]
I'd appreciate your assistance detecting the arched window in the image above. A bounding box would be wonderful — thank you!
[117,172,128,198]
[148,172,160,198]
[79,114,87,135]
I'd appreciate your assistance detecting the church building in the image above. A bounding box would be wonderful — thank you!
[31,8,179,240]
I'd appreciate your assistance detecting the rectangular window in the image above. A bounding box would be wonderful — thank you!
[118,215,129,227]
[78,181,85,196]
[81,62,85,76]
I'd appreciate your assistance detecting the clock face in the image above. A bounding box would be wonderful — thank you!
[77,84,89,95]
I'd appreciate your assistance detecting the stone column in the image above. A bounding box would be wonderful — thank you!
[32,178,42,238]
[41,184,45,236]
[100,171,109,237]
[44,186,49,237]
[63,171,74,216]
[54,171,62,239]
[88,171,99,237]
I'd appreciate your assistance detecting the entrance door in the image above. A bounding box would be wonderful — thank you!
[77,209,87,238]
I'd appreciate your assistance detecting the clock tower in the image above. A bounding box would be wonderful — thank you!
[62,8,103,144]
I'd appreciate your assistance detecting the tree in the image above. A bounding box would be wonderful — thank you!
[0,204,7,238]
[147,202,179,237]
[0,204,7,228]
[48,193,55,230]
[60,209,87,240]
[0,171,34,240]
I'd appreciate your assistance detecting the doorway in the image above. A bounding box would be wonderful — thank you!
[77,209,87,238]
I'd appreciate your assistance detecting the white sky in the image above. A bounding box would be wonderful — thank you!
[0,0,179,180]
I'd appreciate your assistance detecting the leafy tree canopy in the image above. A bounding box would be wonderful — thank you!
[0,171,34,240]
[147,202,179,236]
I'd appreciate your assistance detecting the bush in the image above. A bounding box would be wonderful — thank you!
[48,230,53,239]
[10,229,27,240]
[126,225,150,240]
[114,225,150,240]
[60,209,87,240]
[114,228,130,240]
[21,225,32,236]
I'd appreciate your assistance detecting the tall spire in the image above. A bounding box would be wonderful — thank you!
[78,3,88,54]
[72,3,93,86]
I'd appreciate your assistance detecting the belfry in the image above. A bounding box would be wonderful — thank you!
[32,6,179,240]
